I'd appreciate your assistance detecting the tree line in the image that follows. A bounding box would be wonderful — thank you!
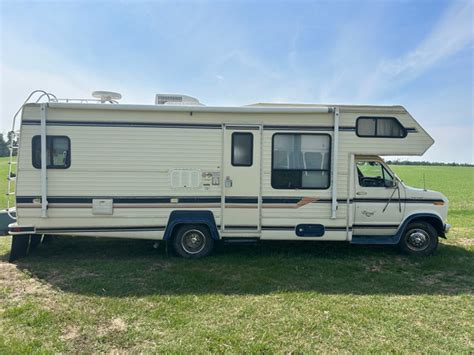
[386,160,473,167]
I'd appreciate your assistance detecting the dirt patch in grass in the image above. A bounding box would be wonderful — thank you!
[0,261,59,305]
[457,238,474,247]
[61,325,81,341]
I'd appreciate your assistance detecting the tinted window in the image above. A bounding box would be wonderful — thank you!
[231,132,253,166]
[272,133,330,189]
[356,117,407,138]
[32,136,71,169]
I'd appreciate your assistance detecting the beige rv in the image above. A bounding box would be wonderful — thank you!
[4,90,450,260]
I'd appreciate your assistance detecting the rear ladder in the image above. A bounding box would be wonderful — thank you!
[6,130,18,219]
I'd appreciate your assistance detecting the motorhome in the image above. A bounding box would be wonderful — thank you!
[4,90,451,260]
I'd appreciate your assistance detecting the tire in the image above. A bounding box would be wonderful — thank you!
[172,224,214,259]
[399,221,438,256]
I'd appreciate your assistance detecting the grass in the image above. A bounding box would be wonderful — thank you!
[0,156,473,352]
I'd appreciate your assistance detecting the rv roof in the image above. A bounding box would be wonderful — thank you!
[45,102,407,115]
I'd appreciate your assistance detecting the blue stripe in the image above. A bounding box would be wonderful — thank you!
[22,120,221,129]
[16,196,222,204]
[225,197,258,204]
[16,195,442,205]
[225,225,259,230]
[21,119,418,133]
[354,198,444,203]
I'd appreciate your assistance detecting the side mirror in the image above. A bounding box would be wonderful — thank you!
[385,180,396,188]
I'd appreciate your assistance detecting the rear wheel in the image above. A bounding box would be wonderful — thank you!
[399,221,438,256]
[172,224,214,258]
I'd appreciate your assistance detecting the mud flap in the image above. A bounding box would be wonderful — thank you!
[9,235,30,262]
[8,234,45,262]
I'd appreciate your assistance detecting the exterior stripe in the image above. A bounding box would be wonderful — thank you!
[263,125,343,131]
[16,195,443,206]
[35,225,166,233]
[13,224,400,234]
[22,120,221,129]
[225,125,260,130]
[224,225,259,230]
[354,198,444,203]
[353,224,399,229]
[261,226,350,231]
[21,119,417,133]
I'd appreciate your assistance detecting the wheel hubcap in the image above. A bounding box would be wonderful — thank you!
[406,229,430,251]
[181,229,206,254]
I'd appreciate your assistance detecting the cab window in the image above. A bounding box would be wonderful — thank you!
[357,161,394,187]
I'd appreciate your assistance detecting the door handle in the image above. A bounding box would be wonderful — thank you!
[356,191,367,195]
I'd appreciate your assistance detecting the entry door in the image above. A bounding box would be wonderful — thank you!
[353,159,405,236]
[222,125,261,233]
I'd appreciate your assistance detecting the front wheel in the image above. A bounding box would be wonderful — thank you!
[399,221,438,256]
[172,224,214,258]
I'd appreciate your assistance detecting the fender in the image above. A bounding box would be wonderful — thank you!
[399,212,446,238]
[163,210,220,241]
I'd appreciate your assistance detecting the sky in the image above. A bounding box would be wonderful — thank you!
[1,0,473,163]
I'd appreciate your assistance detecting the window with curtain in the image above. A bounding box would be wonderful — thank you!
[272,133,330,189]
[356,117,407,138]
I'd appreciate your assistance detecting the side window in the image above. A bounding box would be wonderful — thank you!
[231,132,253,166]
[356,117,407,138]
[272,133,331,189]
[357,161,394,187]
[32,136,71,169]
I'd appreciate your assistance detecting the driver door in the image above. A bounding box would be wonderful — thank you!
[353,159,405,236]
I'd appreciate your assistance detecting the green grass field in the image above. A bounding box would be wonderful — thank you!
[0,156,473,352]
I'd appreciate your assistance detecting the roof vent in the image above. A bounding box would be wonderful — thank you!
[155,94,203,106]
[92,91,122,103]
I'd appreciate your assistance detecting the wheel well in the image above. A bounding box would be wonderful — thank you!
[163,210,220,241]
[407,216,444,237]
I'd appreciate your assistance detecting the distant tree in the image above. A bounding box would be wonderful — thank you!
[0,134,9,157]
[4,132,18,157]
[386,160,473,167]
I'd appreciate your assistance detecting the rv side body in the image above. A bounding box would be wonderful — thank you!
[10,102,448,246]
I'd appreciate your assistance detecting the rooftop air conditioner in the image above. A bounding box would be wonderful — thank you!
[155,94,203,106]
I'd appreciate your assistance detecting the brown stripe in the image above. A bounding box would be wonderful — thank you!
[296,197,318,207]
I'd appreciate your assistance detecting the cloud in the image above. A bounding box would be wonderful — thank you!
[382,2,473,77]
[358,1,473,100]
